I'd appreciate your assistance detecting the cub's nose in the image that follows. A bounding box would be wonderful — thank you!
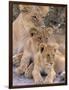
[40,70,48,77]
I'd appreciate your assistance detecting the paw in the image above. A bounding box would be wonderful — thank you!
[15,67,24,75]
[34,78,44,84]
[13,57,21,67]
[13,53,23,66]
[25,63,34,78]
[44,78,53,84]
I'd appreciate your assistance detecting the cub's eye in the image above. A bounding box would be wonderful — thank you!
[53,54,55,57]
[32,16,36,18]
[32,16,37,19]
[47,54,50,57]
[46,37,48,40]
[38,37,41,40]
[50,62,53,65]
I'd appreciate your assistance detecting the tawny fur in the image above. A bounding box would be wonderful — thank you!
[14,27,55,78]
[32,43,65,84]
[15,28,43,77]
[13,5,49,55]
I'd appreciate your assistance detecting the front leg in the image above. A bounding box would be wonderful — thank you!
[25,63,34,78]
[32,68,44,84]
[44,68,56,84]
[15,55,30,75]
[15,62,28,75]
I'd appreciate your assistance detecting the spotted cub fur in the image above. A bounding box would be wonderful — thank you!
[32,43,65,84]
[15,28,43,78]
[32,43,56,84]
[14,27,55,78]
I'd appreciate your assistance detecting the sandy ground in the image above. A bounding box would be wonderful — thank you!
[13,66,65,86]
[13,66,34,86]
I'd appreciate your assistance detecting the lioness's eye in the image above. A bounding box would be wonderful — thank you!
[32,16,37,19]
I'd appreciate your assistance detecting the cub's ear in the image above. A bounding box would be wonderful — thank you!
[39,43,47,53]
[19,5,32,12]
[45,27,54,35]
[29,28,38,37]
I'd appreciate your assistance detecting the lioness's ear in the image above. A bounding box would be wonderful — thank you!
[36,6,49,16]
[19,5,32,12]
[19,5,24,11]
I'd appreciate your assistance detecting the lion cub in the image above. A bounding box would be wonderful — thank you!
[32,43,56,84]
[32,43,65,84]
[15,28,43,78]
[14,27,55,78]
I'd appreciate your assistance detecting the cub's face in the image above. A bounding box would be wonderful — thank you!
[29,28,43,44]
[41,27,54,43]
[29,27,54,44]
[29,28,43,52]
[45,45,56,65]
[39,43,57,65]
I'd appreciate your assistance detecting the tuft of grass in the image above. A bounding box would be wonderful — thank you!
[13,4,20,21]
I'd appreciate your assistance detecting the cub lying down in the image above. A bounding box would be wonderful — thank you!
[32,43,65,84]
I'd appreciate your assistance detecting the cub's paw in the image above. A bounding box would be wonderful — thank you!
[13,53,23,67]
[44,77,54,84]
[34,78,44,85]
[15,67,24,75]
[25,63,34,78]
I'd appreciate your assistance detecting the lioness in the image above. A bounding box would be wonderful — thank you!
[13,5,49,55]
